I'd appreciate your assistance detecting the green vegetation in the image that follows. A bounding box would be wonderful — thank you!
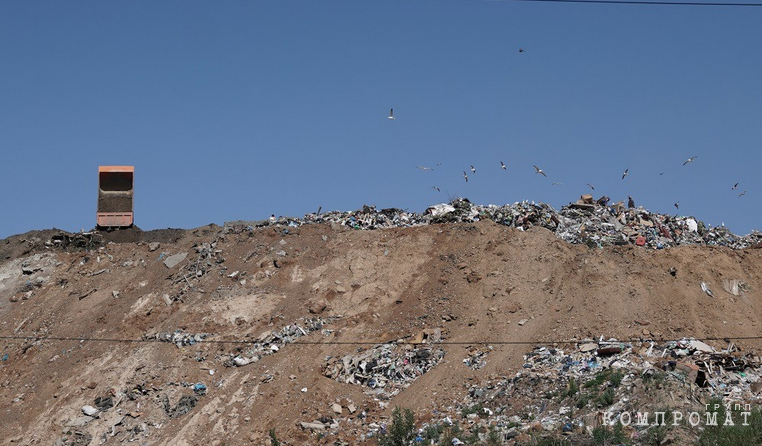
[698,399,762,446]
[592,423,628,445]
[378,407,417,446]
[268,428,280,446]
[460,403,485,418]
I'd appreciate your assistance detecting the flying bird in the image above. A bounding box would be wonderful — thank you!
[432,186,440,192]
[622,169,629,180]
[683,156,697,166]
[552,182,564,186]
[533,165,547,177]
[500,161,506,170]
[416,166,434,171]
[519,48,525,53]
[388,108,395,120]
[732,182,739,190]
[586,183,595,190]
[674,202,680,210]
[463,171,468,183]
[470,165,476,174]
[739,190,747,197]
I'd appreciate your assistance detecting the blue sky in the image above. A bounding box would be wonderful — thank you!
[1,0,760,238]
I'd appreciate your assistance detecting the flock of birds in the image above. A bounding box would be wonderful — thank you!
[386,42,748,212]
[400,118,750,210]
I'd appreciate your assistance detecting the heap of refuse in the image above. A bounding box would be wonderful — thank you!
[225,197,762,250]
[508,337,762,403]
[228,316,338,367]
[323,343,446,398]
[386,337,762,444]
[151,330,209,348]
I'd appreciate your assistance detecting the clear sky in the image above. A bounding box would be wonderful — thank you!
[1,0,760,239]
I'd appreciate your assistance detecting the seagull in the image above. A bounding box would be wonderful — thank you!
[739,190,747,197]
[683,156,697,166]
[659,172,664,176]
[622,168,629,180]
[470,165,476,174]
[533,165,546,177]
[432,186,440,192]
[500,161,506,170]
[732,182,739,190]
[463,171,468,183]
[519,48,525,53]
[388,108,395,120]
[586,183,595,190]
[552,182,564,186]
[674,202,680,210]
[416,166,434,171]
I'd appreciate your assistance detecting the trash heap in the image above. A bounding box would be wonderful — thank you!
[323,343,446,398]
[151,330,209,348]
[421,337,762,443]
[463,345,492,370]
[226,198,762,250]
[228,316,338,366]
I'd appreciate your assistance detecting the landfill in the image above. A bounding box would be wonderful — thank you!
[388,336,762,444]
[224,197,762,250]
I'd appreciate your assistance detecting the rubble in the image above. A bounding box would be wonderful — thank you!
[224,198,762,250]
[228,317,338,366]
[162,252,188,269]
[151,330,209,348]
[323,342,445,398]
[463,346,491,370]
[422,337,762,444]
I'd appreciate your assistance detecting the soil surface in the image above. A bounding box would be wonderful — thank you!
[0,221,760,445]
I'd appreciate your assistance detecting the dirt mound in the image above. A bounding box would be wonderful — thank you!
[0,220,760,445]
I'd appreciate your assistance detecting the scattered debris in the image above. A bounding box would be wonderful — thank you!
[323,342,445,398]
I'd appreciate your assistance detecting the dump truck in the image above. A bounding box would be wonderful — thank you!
[97,166,134,228]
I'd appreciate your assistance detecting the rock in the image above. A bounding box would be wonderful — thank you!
[309,299,327,314]
[331,403,343,414]
[163,252,188,269]
[82,405,99,416]
[148,242,160,251]
[518,319,528,326]
[66,416,94,427]
[300,421,326,430]
[347,403,357,414]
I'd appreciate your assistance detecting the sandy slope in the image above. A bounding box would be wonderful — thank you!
[0,221,760,445]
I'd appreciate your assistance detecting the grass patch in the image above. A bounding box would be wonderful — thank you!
[698,399,762,446]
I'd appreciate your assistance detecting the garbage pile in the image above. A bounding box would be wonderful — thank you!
[228,316,338,366]
[421,337,762,443]
[463,346,492,370]
[151,330,209,348]
[323,343,446,398]
[226,198,762,250]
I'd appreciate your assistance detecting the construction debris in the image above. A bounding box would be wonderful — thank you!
[223,198,762,250]
[323,343,446,398]
[228,317,338,367]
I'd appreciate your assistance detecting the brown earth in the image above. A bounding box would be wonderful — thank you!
[0,221,760,445]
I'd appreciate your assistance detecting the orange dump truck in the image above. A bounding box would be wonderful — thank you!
[97,166,134,228]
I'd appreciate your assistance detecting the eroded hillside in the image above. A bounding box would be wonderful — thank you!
[1,219,761,445]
